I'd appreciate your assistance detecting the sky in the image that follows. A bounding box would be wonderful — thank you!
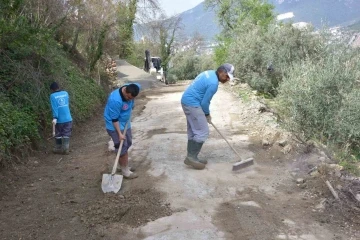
[159,0,204,15]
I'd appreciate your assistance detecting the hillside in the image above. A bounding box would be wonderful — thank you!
[175,0,360,40]
[269,0,360,27]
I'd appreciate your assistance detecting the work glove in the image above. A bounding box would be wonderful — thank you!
[205,114,212,124]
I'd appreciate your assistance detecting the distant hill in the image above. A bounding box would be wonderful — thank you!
[175,0,360,40]
[269,0,360,27]
[176,3,219,40]
[349,20,360,31]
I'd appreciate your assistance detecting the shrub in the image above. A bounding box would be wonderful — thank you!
[168,51,217,81]
[0,30,105,165]
[0,96,39,164]
[227,21,324,96]
[277,45,360,154]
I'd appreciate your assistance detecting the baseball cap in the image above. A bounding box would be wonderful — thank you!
[50,82,59,90]
[219,63,235,81]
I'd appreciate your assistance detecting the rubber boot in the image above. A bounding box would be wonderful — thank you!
[184,140,206,170]
[191,141,207,164]
[62,137,70,155]
[193,141,208,165]
[185,140,208,164]
[121,166,138,179]
[53,138,63,154]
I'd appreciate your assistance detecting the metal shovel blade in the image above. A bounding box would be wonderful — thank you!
[101,174,123,193]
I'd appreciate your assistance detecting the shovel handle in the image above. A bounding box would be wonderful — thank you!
[211,122,243,161]
[111,121,129,175]
[52,122,56,136]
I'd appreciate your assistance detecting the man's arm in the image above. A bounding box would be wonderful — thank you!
[50,95,58,120]
[201,84,218,115]
[112,121,125,140]
[108,100,125,140]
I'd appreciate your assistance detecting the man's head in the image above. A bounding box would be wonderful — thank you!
[50,82,59,92]
[217,63,235,83]
[123,83,140,100]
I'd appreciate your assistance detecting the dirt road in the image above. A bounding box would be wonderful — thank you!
[0,61,359,240]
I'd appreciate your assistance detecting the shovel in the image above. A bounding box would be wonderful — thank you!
[101,121,129,193]
[210,122,254,171]
[47,122,57,140]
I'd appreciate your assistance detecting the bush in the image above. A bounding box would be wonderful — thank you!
[0,22,105,165]
[277,45,360,153]
[227,21,324,96]
[168,50,217,81]
[0,96,39,164]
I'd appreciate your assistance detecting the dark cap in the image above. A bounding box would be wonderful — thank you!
[50,82,59,91]
[218,63,235,81]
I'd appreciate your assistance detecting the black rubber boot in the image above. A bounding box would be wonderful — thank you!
[184,140,206,170]
[53,138,63,154]
[62,137,70,155]
[192,141,207,165]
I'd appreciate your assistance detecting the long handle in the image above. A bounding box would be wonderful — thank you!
[52,122,56,137]
[111,121,129,175]
[211,122,243,161]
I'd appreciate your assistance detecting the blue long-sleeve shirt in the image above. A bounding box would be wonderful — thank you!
[50,90,72,123]
[104,83,141,131]
[181,70,219,115]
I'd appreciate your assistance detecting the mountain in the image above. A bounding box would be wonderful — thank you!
[176,3,219,40]
[269,0,360,27]
[176,0,360,40]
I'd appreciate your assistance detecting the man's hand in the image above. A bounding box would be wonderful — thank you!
[119,132,126,141]
[206,114,212,124]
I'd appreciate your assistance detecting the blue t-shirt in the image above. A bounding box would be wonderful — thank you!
[181,70,219,115]
[50,90,72,123]
[104,83,141,131]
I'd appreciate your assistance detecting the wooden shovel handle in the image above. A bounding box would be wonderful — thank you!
[111,121,129,175]
[52,122,56,136]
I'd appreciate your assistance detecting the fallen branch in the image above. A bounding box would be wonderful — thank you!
[326,180,339,200]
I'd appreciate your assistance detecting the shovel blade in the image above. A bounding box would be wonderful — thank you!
[101,174,123,193]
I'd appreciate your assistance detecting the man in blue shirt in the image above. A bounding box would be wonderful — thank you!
[50,82,73,155]
[181,63,235,170]
[104,83,141,179]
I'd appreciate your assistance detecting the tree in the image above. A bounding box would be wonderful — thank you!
[117,0,160,59]
[150,15,182,72]
[205,0,275,65]
[205,0,275,33]
[117,0,137,58]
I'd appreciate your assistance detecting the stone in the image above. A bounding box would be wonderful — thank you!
[296,178,305,184]
[329,164,343,171]
[262,139,270,146]
[282,145,292,154]
[356,194,360,202]
[310,170,320,178]
[278,139,287,147]
[314,198,327,211]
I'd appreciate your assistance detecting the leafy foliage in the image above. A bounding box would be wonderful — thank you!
[277,46,360,150]
[168,51,216,81]
[228,21,322,96]
[0,0,105,165]
[205,0,275,32]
